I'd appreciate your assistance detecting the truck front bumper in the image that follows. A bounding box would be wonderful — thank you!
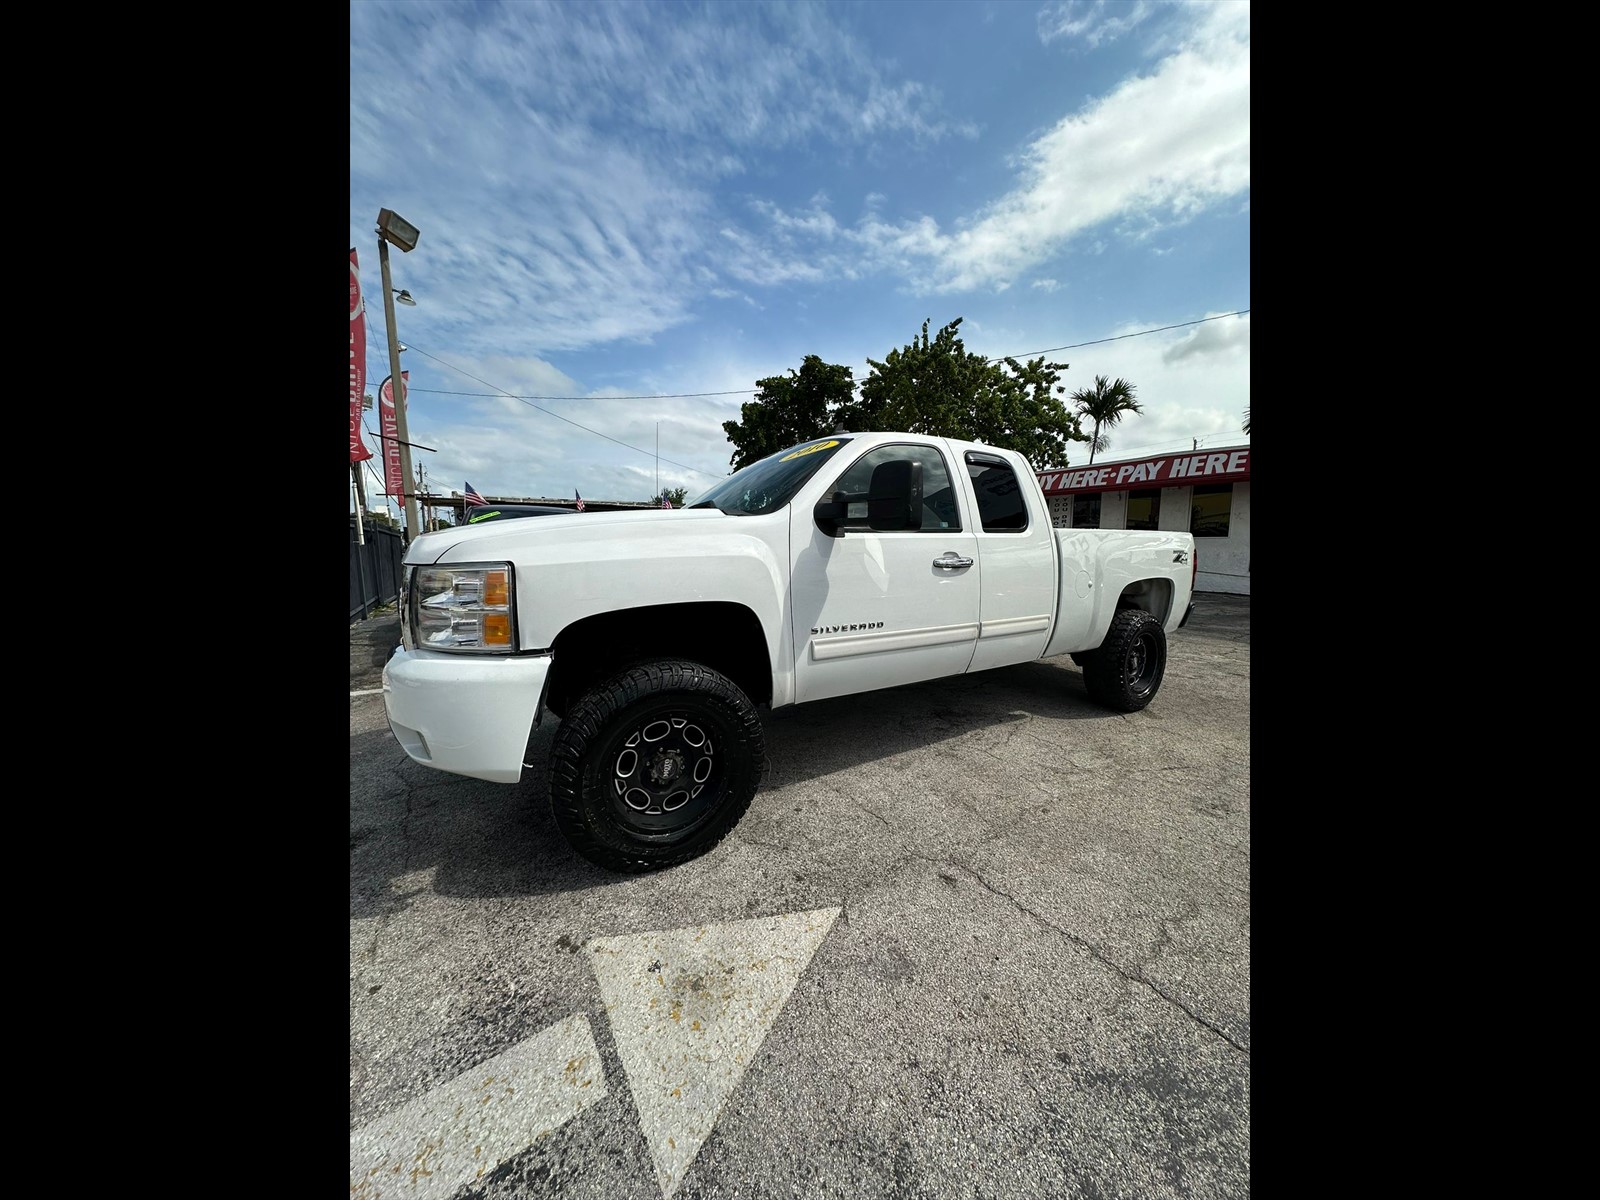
[382,647,552,783]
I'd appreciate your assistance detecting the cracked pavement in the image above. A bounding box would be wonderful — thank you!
[350,593,1249,1199]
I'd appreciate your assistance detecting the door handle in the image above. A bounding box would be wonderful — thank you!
[934,555,973,569]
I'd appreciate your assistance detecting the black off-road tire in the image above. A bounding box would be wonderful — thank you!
[1081,608,1167,713]
[1069,652,1089,667]
[548,659,764,872]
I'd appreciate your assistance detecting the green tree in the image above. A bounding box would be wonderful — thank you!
[722,355,855,470]
[837,317,1084,469]
[1069,374,1142,465]
[651,486,688,507]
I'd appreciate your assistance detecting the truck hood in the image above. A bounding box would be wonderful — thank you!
[404,506,732,565]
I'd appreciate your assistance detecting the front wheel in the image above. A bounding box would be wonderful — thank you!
[1081,609,1167,712]
[548,659,764,872]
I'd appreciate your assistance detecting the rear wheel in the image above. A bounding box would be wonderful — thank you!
[1081,609,1167,712]
[548,659,764,872]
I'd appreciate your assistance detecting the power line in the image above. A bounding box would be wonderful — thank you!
[356,435,401,515]
[363,307,1250,476]
[360,424,394,493]
[396,342,724,478]
[984,309,1250,364]
[417,386,751,401]
[366,308,1249,404]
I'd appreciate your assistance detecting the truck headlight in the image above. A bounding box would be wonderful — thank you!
[409,563,516,652]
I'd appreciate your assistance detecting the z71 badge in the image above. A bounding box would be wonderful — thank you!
[811,621,885,635]
[1173,550,1189,564]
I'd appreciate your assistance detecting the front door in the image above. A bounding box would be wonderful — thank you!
[789,441,979,704]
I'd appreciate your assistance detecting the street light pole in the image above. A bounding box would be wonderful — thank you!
[374,209,422,542]
[377,237,420,542]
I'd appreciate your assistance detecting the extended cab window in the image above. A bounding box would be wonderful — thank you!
[965,452,1029,532]
[826,444,960,532]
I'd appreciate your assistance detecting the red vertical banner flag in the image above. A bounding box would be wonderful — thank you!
[380,371,408,503]
[349,249,372,462]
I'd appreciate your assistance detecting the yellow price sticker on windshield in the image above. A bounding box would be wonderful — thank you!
[779,439,840,462]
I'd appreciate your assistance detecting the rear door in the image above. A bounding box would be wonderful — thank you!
[961,449,1056,672]
[789,439,980,704]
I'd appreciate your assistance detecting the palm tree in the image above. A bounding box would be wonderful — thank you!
[1069,375,1141,465]
[1243,406,1250,436]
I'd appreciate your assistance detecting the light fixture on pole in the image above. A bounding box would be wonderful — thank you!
[393,289,416,306]
[376,207,422,541]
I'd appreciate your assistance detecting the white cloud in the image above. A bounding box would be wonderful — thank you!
[351,2,985,358]
[918,19,1250,289]
[1037,0,1156,48]
[1161,309,1251,365]
[723,5,1248,295]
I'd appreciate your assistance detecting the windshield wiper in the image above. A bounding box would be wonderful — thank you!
[688,500,718,509]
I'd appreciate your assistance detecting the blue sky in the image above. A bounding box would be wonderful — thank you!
[349,0,1249,518]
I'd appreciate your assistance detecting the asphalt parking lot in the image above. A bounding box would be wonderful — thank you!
[350,593,1249,1199]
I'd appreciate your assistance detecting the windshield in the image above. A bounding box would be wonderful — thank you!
[688,437,853,515]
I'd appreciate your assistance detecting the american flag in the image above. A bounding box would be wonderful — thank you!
[575,490,585,512]
[464,482,486,506]
[661,495,673,509]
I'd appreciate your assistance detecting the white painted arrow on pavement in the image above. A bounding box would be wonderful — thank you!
[587,906,842,1199]
[349,1012,608,1199]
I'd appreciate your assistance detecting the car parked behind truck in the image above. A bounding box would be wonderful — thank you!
[383,433,1197,872]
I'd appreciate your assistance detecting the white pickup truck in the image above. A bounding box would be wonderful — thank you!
[383,433,1197,872]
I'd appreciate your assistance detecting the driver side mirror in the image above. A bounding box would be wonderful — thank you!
[813,491,849,535]
[868,459,923,531]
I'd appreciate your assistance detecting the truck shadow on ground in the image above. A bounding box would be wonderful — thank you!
[350,656,1117,913]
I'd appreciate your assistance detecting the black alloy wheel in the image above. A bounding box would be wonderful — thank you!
[549,659,764,872]
[602,707,721,836]
[1081,608,1167,713]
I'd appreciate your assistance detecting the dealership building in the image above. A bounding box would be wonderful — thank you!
[1034,444,1251,596]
